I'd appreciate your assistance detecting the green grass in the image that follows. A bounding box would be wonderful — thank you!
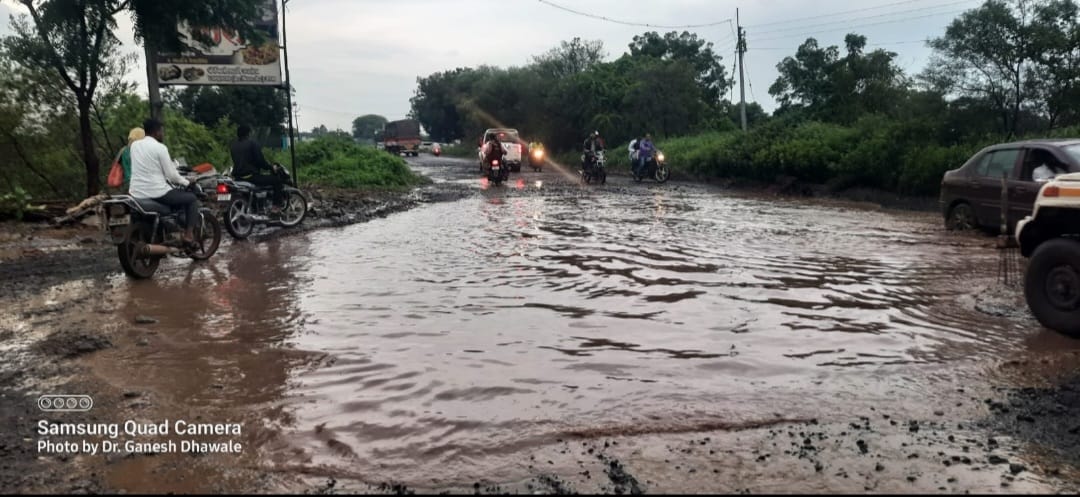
[269,137,426,190]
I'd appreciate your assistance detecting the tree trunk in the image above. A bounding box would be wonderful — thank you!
[78,97,100,198]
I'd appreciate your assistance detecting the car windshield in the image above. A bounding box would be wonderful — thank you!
[492,131,519,141]
[1064,145,1080,166]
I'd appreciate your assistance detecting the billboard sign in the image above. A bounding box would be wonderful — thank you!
[155,0,282,86]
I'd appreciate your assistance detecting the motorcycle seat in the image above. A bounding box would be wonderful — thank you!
[233,181,257,190]
[134,198,172,216]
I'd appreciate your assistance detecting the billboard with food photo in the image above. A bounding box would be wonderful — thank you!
[155,0,282,86]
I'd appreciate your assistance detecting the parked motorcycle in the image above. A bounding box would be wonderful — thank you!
[484,157,510,185]
[219,164,309,240]
[581,150,607,184]
[634,150,671,183]
[99,184,222,279]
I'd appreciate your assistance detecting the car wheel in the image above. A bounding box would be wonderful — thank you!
[946,202,977,231]
[1025,238,1080,337]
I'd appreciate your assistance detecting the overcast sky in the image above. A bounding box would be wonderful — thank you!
[1,0,981,132]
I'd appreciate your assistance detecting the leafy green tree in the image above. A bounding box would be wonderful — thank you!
[769,34,905,123]
[168,86,287,133]
[3,0,270,197]
[351,114,388,141]
[628,31,728,106]
[531,37,606,80]
[924,0,1035,135]
[1026,0,1080,129]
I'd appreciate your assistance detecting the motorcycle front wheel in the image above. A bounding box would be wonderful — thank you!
[188,211,222,261]
[118,223,161,279]
[225,198,255,240]
[279,191,308,228]
[655,165,671,183]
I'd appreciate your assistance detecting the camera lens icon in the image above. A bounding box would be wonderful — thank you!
[37,395,93,412]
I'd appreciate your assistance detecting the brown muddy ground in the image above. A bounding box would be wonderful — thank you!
[3,155,1080,494]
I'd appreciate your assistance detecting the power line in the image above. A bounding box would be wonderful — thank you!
[747,0,960,28]
[748,8,968,43]
[749,39,932,51]
[751,0,978,36]
[536,0,732,29]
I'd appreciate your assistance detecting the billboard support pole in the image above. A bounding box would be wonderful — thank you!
[144,43,164,121]
[281,0,298,185]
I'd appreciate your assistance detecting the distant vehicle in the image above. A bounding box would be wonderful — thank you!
[420,141,434,152]
[432,143,442,157]
[528,142,545,172]
[940,140,1080,233]
[1016,172,1080,337]
[477,129,523,172]
[383,119,422,157]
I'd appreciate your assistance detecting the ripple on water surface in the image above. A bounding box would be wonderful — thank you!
[277,188,1018,476]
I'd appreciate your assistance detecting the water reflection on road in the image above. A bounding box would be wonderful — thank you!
[231,179,1036,481]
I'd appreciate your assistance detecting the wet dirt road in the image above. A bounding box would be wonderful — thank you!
[8,155,1080,494]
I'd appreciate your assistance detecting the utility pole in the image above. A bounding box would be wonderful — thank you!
[737,8,747,132]
[282,0,298,184]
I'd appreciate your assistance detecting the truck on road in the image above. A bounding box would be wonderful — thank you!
[383,119,422,157]
[1017,171,1080,337]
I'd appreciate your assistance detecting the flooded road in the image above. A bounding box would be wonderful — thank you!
[57,156,1080,493]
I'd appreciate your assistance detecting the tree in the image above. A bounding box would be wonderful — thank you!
[628,31,728,106]
[531,37,606,80]
[769,34,905,123]
[924,0,1035,136]
[351,114,387,141]
[169,86,287,133]
[3,0,269,197]
[1026,0,1080,129]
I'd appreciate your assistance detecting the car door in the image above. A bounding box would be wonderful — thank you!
[971,148,1023,228]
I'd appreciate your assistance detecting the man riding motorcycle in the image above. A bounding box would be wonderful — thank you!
[634,133,656,177]
[230,125,284,213]
[483,133,505,171]
[129,118,197,245]
[582,131,605,170]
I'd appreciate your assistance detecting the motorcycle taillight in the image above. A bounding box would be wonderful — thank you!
[216,183,230,194]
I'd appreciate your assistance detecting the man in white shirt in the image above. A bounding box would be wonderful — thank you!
[129,119,197,244]
[1033,162,1063,182]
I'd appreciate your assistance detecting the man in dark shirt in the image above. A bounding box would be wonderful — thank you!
[230,125,284,209]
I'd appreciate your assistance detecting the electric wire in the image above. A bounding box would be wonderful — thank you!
[536,0,731,29]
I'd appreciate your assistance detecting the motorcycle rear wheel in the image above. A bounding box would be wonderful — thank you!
[225,198,255,240]
[118,223,161,279]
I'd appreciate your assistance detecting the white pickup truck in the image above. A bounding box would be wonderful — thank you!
[1016,172,1080,337]
[478,128,524,173]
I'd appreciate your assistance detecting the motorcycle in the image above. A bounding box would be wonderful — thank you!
[99,184,223,279]
[581,150,607,184]
[634,150,671,184]
[484,156,510,185]
[529,146,545,172]
[219,164,309,240]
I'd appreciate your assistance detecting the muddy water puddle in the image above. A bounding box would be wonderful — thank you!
[85,184,1048,488]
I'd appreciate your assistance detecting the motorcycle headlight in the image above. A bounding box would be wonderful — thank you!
[657,152,666,162]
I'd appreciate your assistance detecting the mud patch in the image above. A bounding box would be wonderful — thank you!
[33,328,112,358]
[985,375,1080,475]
